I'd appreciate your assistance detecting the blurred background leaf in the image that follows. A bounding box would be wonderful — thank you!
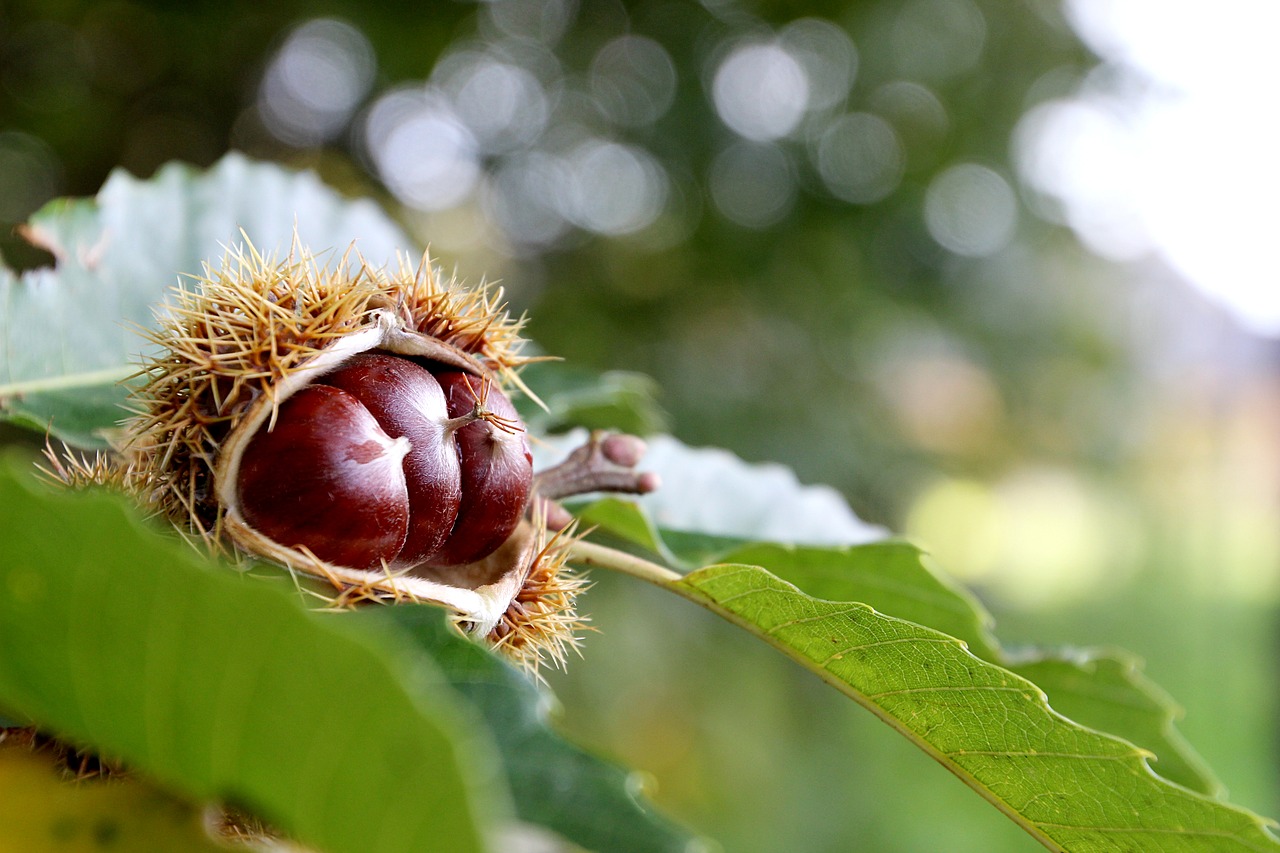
[516,362,668,437]
[2,1,1277,851]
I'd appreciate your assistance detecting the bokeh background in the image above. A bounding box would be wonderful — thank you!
[3,1,1277,850]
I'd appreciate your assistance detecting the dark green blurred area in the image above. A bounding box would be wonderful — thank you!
[3,1,1276,850]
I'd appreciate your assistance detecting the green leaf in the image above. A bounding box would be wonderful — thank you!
[0,746,232,852]
[0,459,500,853]
[0,154,413,448]
[576,492,1225,798]
[670,563,1279,852]
[713,542,1225,798]
[0,381,135,452]
[1006,651,1224,799]
[574,486,1239,834]
[576,497,676,562]
[372,606,701,853]
[720,541,1002,662]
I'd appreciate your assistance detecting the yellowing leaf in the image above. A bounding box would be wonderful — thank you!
[0,747,227,853]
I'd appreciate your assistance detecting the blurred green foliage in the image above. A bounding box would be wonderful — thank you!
[0,0,1107,523]
[3,1,1277,851]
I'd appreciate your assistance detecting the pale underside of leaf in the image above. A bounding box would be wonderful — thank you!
[0,153,414,448]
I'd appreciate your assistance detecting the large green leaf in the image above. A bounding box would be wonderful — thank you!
[373,606,700,853]
[577,497,1222,796]
[673,563,1279,852]
[715,542,1225,797]
[0,154,413,448]
[570,496,1279,846]
[0,460,499,853]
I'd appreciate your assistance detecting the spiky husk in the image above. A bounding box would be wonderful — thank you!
[41,238,589,669]
[468,520,591,675]
[39,443,141,495]
[124,241,529,542]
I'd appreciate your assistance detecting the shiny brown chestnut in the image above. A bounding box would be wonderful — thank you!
[319,352,464,567]
[235,351,535,573]
[108,241,657,670]
[237,384,411,570]
[431,370,533,567]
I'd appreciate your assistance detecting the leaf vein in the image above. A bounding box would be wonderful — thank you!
[866,685,1029,700]
[764,604,868,633]
[946,750,1130,761]
[820,636,956,666]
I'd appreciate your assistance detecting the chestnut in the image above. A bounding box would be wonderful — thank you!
[319,353,463,567]
[236,385,411,570]
[430,370,533,567]
[96,240,656,670]
[237,349,538,574]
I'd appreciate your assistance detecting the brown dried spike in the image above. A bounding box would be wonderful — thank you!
[375,256,531,379]
[480,519,590,675]
[124,244,383,537]
[39,443,138,494]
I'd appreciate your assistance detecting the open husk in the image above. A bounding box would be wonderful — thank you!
[52,239,587,671]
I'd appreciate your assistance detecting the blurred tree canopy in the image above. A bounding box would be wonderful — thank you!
[1,0,1109,527]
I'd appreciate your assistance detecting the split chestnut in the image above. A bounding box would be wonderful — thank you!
[236,352,533,571]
